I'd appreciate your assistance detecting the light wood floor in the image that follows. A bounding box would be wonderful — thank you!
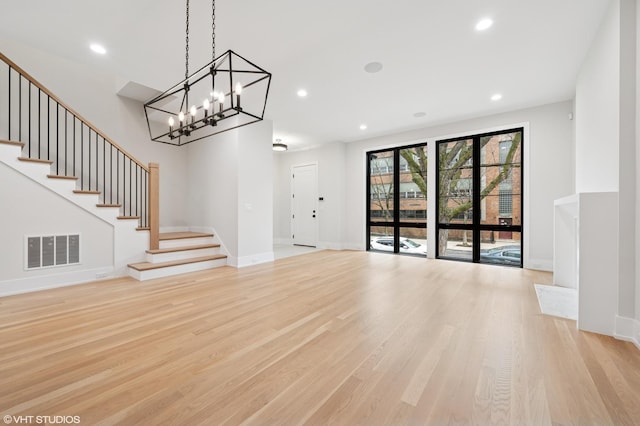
[1,251,639,425]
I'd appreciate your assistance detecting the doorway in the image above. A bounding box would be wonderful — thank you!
[366,143,428,256]
[436,128,523,267]
[291,163,318,247]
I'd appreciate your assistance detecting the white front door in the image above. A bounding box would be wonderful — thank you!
[292,164,318,247]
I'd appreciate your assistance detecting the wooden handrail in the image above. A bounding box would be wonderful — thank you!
[0,51,148,172]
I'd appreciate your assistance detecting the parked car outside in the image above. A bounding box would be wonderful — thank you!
[480,245,521,265]
[370,237,427,255]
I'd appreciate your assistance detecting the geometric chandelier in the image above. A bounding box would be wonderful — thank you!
[144,0,271,146]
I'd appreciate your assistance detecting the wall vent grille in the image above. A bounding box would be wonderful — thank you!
[26,234,80,270]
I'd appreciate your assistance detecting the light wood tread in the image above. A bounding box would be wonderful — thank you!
[96,204,121,208]
[136,227,151,231]
[18,157,53,164]
[73,190,101,195]
[146,244,220,255]
[47,174,78,180]
[159,232,214,240]
[128,254,227,271]
[0,139,25,147]
[117,216,140,220]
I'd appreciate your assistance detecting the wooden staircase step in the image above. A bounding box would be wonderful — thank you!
[73,190,101,195]
[117,216,140,220]
[97,204,121,208]
[146,243,220,255]
[128,254,227,272]
[47,174,78,180]
[136,227,151,231]
[0,139,25,147]
[159,232,214,241]
[19,157,53,164]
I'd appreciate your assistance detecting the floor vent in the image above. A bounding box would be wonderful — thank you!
[26,234,80,270]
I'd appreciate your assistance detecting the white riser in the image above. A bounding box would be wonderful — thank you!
[146,247,220,263]
[159,237,215,249]
[128,258,227,281]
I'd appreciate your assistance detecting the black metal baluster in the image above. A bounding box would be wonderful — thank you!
[110,145,113,204]
[8,67,11,140]
[18,74,21,142]
[28,83,31,157]
[56,104,59,175]
[73,115,77,176]
[47,95,50,160]
[129,160,132,216]
[116,150,120,207]
[64,110,67,176]
[80,123,84,190]
[103,137,106,203]
[38,89,41,158]
[135,163,140,220]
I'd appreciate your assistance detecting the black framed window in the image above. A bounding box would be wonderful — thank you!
[436,128,523,267]
[367,143,428,256]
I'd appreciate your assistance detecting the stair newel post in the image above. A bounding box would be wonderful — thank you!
[149,162,160,250]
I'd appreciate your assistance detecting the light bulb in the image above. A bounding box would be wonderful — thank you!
[168,117,175,127]
[178,111,185,122]
[203,99,210,110]
[235,82,243,95]
[218,92,225,103]
[190,105,197,116]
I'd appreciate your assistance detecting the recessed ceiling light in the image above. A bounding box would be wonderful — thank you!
[297,89,308,97]
[90,43,107,55]
[360,124,367,130]
[413,112,426,118]
[364,62,383,73]
[475,18,493,31]
[491,93,502,101]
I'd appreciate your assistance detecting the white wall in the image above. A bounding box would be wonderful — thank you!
[0,36,189,228]
[187,119,273,266]
[0,162,114,295]
[273,142,347,249]
[237,121,274,263]
[636,0,640,327]
[574,2,621,193]
[619,0,637,320]
[575,0,637,321]
[338,101,574,270]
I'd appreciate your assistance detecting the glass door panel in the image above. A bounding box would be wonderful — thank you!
[368,144,428,257]
[480,231,522,266]
[369,150,395,224]
[438,229,473,261]
[437,129,523,267]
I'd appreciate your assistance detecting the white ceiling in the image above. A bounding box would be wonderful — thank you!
[0,0,611,150]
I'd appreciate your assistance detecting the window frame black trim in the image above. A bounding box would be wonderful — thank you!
[435,127,524,267]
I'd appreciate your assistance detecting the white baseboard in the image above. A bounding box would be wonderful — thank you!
[343,242,366,251]
[274,238,292,245]
[317,241,344,250]
[615,315,640,350]
[234,251,275,268]
[525,257,553,272]
[0,266,116,298]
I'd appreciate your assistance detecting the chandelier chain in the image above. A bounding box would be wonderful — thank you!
[211,0,216,61]
[185,0,190,80]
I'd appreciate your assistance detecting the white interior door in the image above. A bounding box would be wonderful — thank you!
[292,163,318,247]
